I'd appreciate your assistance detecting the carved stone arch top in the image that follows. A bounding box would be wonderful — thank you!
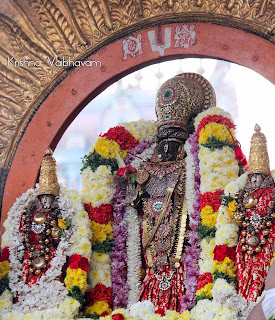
[0,0,274,215]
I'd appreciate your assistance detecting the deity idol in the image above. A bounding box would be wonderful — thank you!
[127,73,216,312]
[0,148,91,319]
[234,124,275,302]
[20,148,61,284]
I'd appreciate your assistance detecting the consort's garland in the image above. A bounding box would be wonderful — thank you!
[193,108,241,311]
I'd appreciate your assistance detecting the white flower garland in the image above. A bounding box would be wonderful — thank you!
[184,138,196,217]
[194,107,234,130]
[126,206,142,308]
[128,300,156,320]
[119,120,157,143]
[198,146,239,194]
[191,107,241,319]
[0,184,91,319]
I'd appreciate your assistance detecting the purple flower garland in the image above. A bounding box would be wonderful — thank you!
[111,180,129,309]
[111,140,152,308]
[180,133,201,312]
[124,140,152,165]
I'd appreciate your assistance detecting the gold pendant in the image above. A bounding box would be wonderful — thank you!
[243,194,256,209]
[247,235,260,247]
[32,256,46,269]
[33,212,47,224]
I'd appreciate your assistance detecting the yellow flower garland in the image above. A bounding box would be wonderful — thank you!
[200,206,218,228]
[65,268,88,293]
[196,283,214,298]
[86,301,112,315]
[92,137,128,159]
[90,220,113,244]
[198,122,235,145]
[212,257,236,278]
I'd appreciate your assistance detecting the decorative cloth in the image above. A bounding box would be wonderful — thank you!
[236,188,275,302]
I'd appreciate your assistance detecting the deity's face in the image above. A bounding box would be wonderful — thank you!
[40,194,54,209]
[158,139,182,162]
[157,127,187,161]
[245,173,266,189]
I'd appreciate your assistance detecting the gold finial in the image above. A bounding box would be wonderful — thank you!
[254,124,261,132]
[45,148,53,156]
[38,148,59,196]
[248,124,270,175]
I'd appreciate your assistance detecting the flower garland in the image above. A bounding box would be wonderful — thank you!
[98,301,191,320]
[124,141,156,307]
[180,133,201,311]
[81,121,157,318]
[192,107,241,308]
[82,109,246,318]
[111,180,129,309]
[0,184,91,319]
[205,171,273,319]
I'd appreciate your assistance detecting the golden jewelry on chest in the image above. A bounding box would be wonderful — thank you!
[237,188,275,256]
[243,193,257,209]
[33,212,47,224]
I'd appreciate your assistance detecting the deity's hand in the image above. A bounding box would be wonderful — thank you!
[126,182,140,207]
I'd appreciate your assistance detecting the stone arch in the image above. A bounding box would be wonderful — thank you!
[0,0,274,230]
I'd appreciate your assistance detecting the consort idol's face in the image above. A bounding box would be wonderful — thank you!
[40,194,54,209]
[245,173,266,189]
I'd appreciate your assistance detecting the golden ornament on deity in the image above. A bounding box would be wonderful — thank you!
[233,211,244,226]
[247,235,260,247]
[32,257,46,269]
[243,194,256,209]
[51,225,60,241]
[33,212,47,224]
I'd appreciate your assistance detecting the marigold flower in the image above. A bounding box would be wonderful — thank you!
[58,218,67,229]
[90,220,113,245]
[196,282,213,297]
[0,261,10,279]
[65,268,88,293]
[85,301,112,316]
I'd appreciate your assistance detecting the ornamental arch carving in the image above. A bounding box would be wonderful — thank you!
[0,0,274,229]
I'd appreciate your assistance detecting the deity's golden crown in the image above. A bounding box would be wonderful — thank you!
[38,148,59,196]
[155,73,216,132]
[248,124,270,175]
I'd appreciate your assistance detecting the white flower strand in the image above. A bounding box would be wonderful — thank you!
[126,206,142,308]
[126,143,156,307]
[184,138,196,222]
